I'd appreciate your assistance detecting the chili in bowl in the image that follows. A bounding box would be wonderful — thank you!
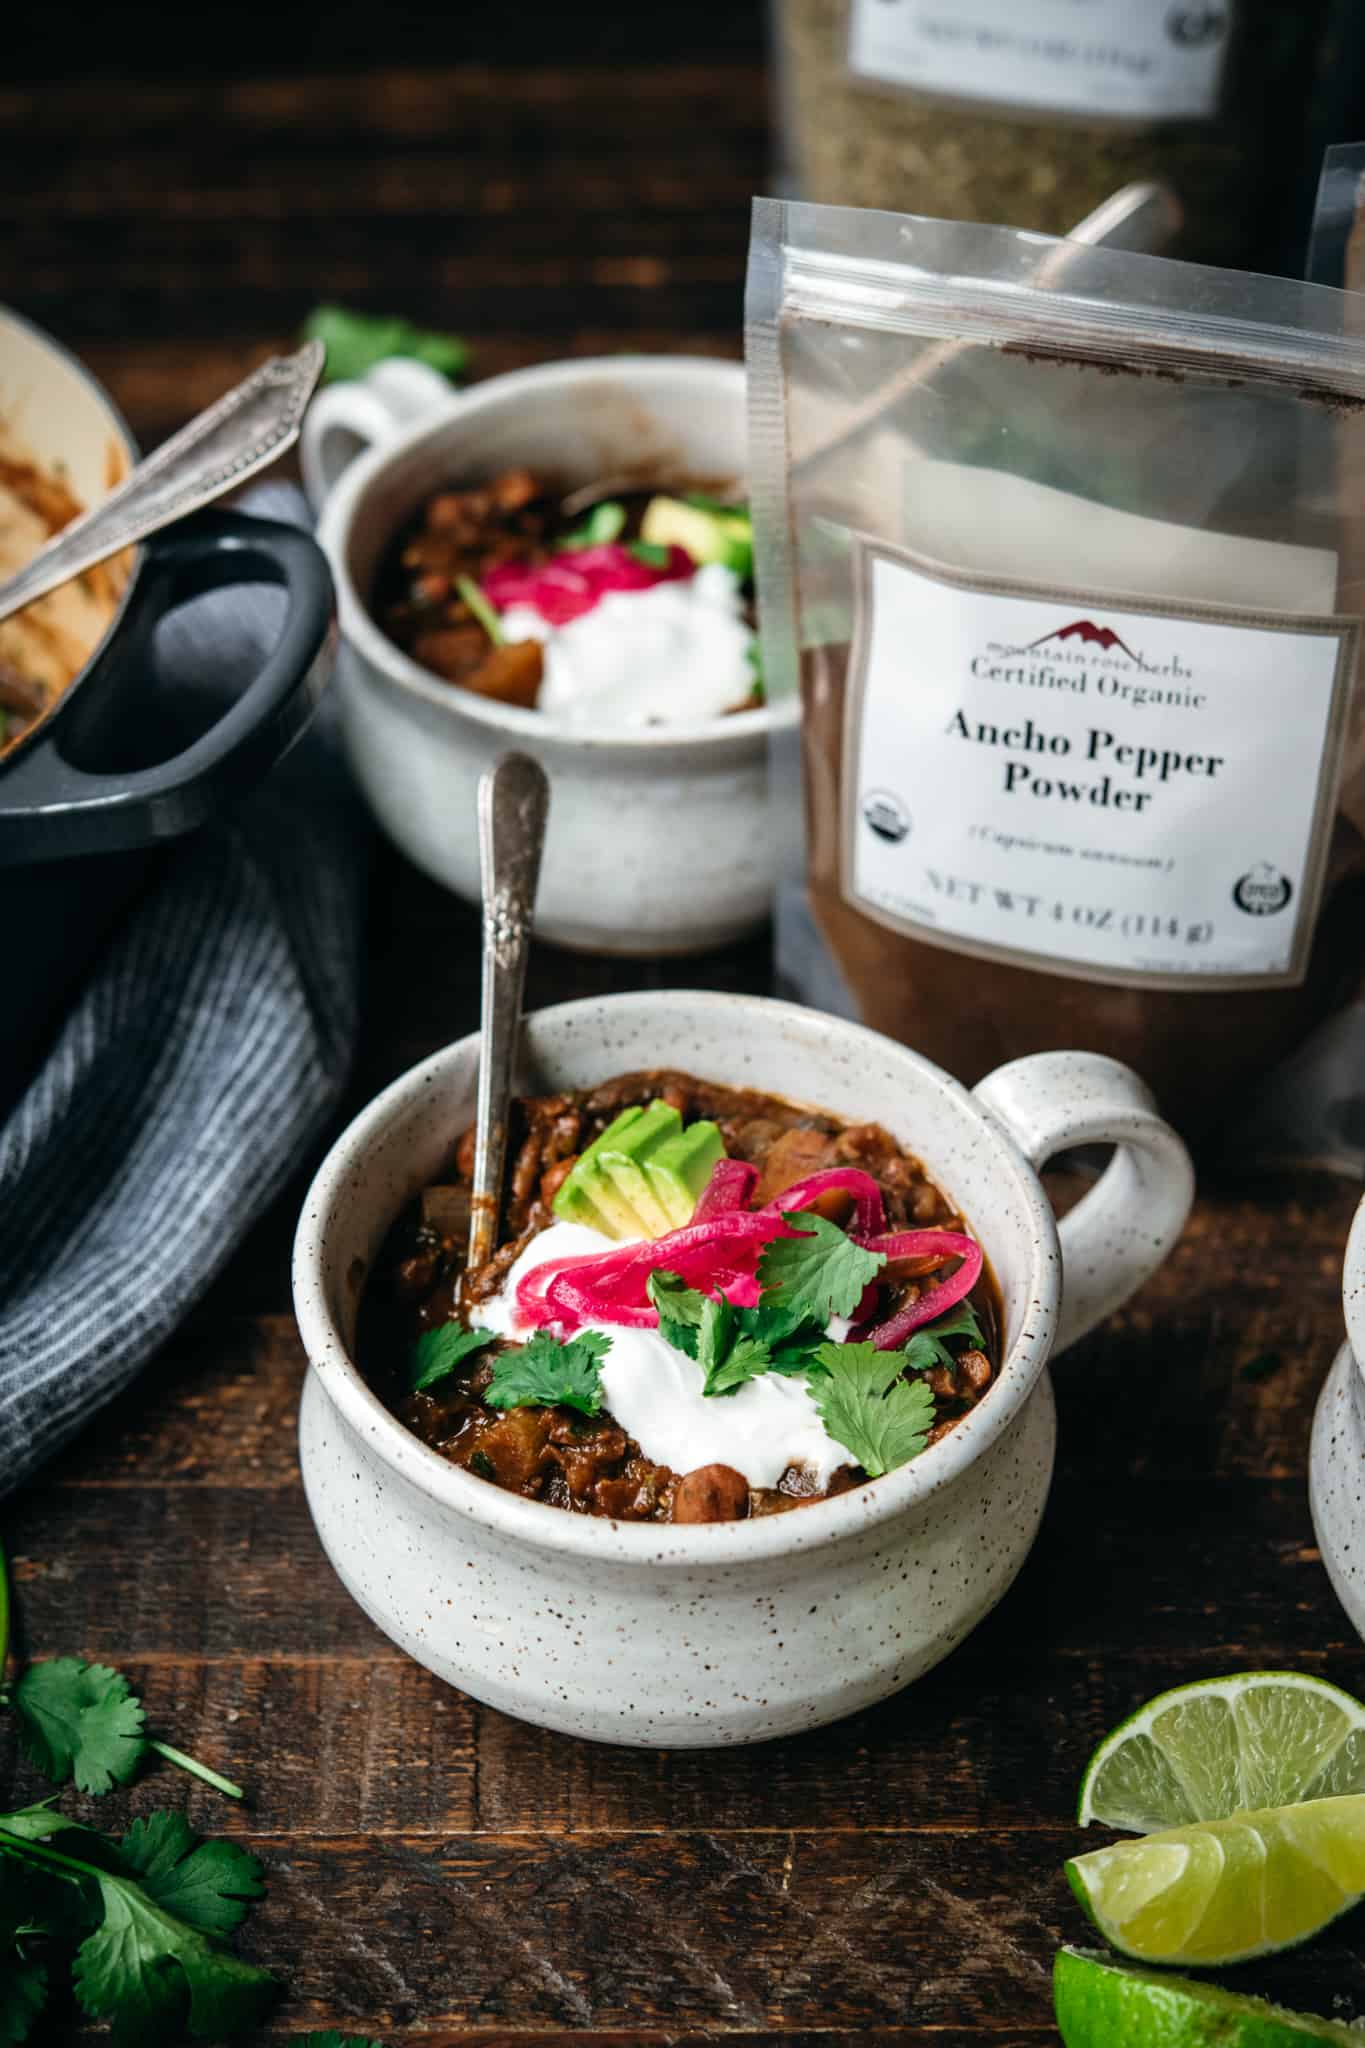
[360,1070,1001,1522]
[293,991,1192,1748]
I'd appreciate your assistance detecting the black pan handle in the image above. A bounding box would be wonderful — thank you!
[0,509,336,866]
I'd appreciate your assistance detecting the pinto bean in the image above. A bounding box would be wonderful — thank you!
[672,1464,750,1523]
[540,1156,576,1206]
[959,1348,992,1396]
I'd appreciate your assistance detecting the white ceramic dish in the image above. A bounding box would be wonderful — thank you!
[293,991,1192,1748]
[1310,1198,1365,1635]
[302,355,796,955]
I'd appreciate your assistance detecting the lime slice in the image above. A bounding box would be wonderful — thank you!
[1055,1945,1365,2046]
[1066,1793,1365,1964]
[1079,1674,1365,1834]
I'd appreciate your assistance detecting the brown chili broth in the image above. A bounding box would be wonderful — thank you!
[357,1069,1001,1523]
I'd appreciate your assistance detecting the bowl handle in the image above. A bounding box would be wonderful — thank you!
[972,1051,1194,1355]
[300,358,461,511]
[0,509,335,866]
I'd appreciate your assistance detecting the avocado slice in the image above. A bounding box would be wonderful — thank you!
[640,496,753,579]
[552,1105,643,1235]
[643,1120,725,1230]
[598,1101,683,1236]
[554,1101,689,1240]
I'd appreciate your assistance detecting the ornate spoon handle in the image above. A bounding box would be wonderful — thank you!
[468,753,551,1273]
[0,339,325,627]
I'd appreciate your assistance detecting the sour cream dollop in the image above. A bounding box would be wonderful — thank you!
[469,1219,848,1490]
[499,563,755,728]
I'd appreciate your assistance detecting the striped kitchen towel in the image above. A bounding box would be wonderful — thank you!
[0,484,368,1496]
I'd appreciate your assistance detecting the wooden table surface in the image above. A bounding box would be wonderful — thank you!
[6,15,1365,2045]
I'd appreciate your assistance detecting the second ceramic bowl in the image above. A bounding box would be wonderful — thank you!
[303,354,798,955]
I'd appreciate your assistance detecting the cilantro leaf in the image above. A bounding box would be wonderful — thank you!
[757,1213,885,1323]
[734,1300,827,1376]
[703,1332,775,1397]
[0,1956,45,2044]
[648,1270,706,1359]
[693,1296,772,1397]
[302,304,468,385]
[73,1893,278,2044]
[650,1275,781,1396]
[808,1342,936,1478]
[11,1659,145,1796]
[408,1322,497,1393]
[0,1801,90,1845]
[901,1299,985,1377]
[119,1814,264,1939]
[70,1816,278,2044]
[485,1331,610,1416]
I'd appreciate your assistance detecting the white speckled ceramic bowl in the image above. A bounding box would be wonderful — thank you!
[301,355,797,954]
[1310,1199,1365,1633]
[293,992,1192,1747]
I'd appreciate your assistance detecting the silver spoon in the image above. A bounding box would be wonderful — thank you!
[0,339,325,628]
[468,752,551,1273]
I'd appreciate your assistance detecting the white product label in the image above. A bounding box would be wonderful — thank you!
[843,541,1357,990]
[847,0,1233,122]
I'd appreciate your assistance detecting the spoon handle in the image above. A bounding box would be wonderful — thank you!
[0,340,326,628]
[469,753,551,1273]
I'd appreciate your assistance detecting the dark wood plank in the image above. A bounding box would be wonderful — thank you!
[7,14,1365,2042]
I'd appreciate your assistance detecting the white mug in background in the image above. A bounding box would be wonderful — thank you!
[303,356,796,955]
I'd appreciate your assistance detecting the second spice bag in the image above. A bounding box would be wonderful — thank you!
[746,196,1365,1145]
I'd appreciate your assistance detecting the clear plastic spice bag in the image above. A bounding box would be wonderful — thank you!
[746,198,1365,1146]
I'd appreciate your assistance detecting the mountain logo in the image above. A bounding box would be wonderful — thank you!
[1024,619,1139,660]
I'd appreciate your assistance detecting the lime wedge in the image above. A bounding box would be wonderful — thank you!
[1067,1793,1365,1964]
[1055,1945,1365,2046]
[1079,1674,1365,1834]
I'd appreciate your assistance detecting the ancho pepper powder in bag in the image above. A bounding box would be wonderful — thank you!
[746,199,1365,1144]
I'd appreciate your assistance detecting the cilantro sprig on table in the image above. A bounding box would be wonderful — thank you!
[0,1541,268,2043]
[0,1543,240,1803]
[0,1803,277,2044]
[301,304,468,385]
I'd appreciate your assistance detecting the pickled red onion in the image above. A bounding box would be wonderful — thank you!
[693,1158,759,1221]
[513,1207,801,1330]
[758,1168,885,1238]
[859,1233,983,1350]
[482,543,693,627]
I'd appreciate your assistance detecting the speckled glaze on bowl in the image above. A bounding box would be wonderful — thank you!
[293,993,1192,1747]
[1310,1199,1365,1636]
